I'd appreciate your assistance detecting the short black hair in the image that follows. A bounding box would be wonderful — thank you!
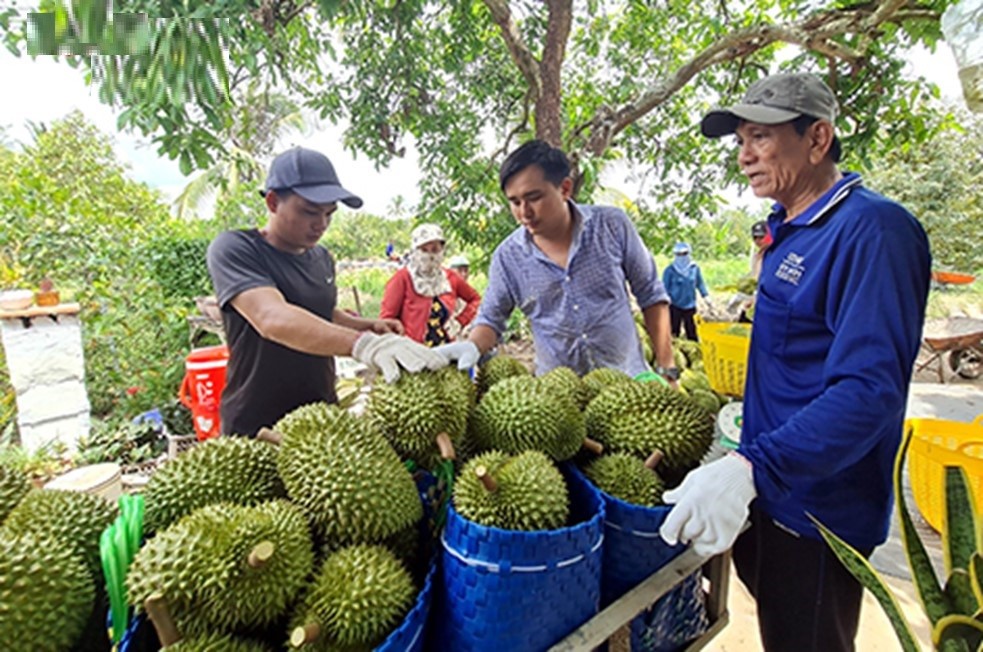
[499,139,571,191]
[790,115,842,163]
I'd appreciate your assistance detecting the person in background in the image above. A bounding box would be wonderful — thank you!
[433,139,677,383]
[662,242,710,341]
[749,220,771,281]
[380,224,481,346]
[447,254,471,282]
[659,73,931,652]
[206,147,447,437]
[735,220,772,322]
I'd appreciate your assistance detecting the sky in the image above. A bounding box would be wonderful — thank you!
[0,41,968,217]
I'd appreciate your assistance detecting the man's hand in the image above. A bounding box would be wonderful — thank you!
[352,333,447,382]
[433,341,481,370]
[371,318,404,335]
[659,453,756,557]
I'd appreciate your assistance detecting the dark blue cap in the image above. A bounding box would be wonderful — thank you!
[262,147,363,208]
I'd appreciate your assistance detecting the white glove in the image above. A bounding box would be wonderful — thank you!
[352,333,448,383]
[659,453,756,557]
[432,341,481,371]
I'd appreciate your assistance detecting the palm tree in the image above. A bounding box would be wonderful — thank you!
[174,83,310,220]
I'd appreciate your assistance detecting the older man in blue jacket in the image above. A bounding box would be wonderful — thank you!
[660,73,931,652]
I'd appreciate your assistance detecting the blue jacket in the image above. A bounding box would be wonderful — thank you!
[738,173,930,550]
[662,264,708,310]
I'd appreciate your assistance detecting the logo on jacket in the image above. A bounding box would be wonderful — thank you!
[775,252,805,285]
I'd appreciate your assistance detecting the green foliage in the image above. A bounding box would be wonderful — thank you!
[0,0,961,259]
[865,108,983,273]
[75,418,166,467]
[144,235,213,299]
[0,112,214,428]
[322,212,412,262]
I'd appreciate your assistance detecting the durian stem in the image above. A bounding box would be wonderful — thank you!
[248,540,276,568]
[256,427,283,445]
[582,438,604,455]
[435,432,456,461]
[290,623,322,647]
[645,449,665,470]
[475,465,498,492]
[144,593,181,647]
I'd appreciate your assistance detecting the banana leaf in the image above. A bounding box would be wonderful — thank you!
[812,516,921,652]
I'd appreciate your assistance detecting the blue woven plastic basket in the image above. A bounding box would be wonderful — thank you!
[434,464,604,651]
[377,558,436,652]
[570,467,709,651]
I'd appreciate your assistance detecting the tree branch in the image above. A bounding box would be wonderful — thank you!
[536,0,573,145]
[579,1,940,156]
[483,0,542,99]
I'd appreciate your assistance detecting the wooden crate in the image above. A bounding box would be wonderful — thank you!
[549,548,730,651]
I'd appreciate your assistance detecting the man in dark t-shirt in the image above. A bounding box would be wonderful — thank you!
[207,147,447,436]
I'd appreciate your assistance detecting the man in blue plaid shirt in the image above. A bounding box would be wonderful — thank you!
[435,140,676,381]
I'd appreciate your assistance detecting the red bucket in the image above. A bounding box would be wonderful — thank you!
[178,345,229,441]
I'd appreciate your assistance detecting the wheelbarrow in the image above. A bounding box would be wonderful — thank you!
[916,317,983,382]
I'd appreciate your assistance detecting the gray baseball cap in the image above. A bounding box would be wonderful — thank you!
[701,73,839,138]
[261,147,363,208]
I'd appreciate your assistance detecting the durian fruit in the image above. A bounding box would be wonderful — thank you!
[679,369,712,393]
[0,462,29,523]
[675,338,703,368]
[581,368,633,404]
[469,376,586,461]
[366,367,473,467]
[288,544,415,651]
[454,450,569,531]
[687,388,721,415]
[635,321,655,364]
[0,531,95,651]
[538,366,591,410]
[143,437,285,533]
[127,501,313,634]
[164,633,272,652]
[273,403,423,546]
[585,382,714,483]
[2,488,116,576]
[583,453,665,507]
[476,354,530,397]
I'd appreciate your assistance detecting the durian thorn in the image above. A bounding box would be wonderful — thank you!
[645,449,665,470]
[290,623,322,646]
[475,465,498,492]
[248,540,276,568]
[435,432,456,461]
[144,592,182,647]
[582,438,604,455]
[256,427,283,445]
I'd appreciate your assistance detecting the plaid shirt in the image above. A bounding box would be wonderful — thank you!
[474,202,668,376]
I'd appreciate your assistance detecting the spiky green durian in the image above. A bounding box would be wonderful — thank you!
[676,338,703,368]
[288,545,415,651]
[2,488,116,577]
[366,367,473,467]
[128,501,313,634]
[0,531,95,651]
[687,388,721,415]
[164,633,272,652]
[469,376,585,461]
[0,462,30,524]
[585,382,714,482]
[454,450,569,531]
[274,403,422,546]
[476,354,530,397]
[679,369,712,394]
[583,454,665,507]
[143,437,285,533]
[581,368,633,404]
[636,322,654,364]
[538,366,591,410]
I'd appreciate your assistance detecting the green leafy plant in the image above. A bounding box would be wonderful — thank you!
[813,428,983,651]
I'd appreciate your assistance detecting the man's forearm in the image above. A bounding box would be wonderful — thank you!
[469,324,499,355]
[642,302,675,368]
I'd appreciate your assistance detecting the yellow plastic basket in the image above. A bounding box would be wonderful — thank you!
[696,318,752,397]
[907,415,983,532]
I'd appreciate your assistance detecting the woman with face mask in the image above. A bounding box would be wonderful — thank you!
[661,242,710,341]
[380,224,482,346]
